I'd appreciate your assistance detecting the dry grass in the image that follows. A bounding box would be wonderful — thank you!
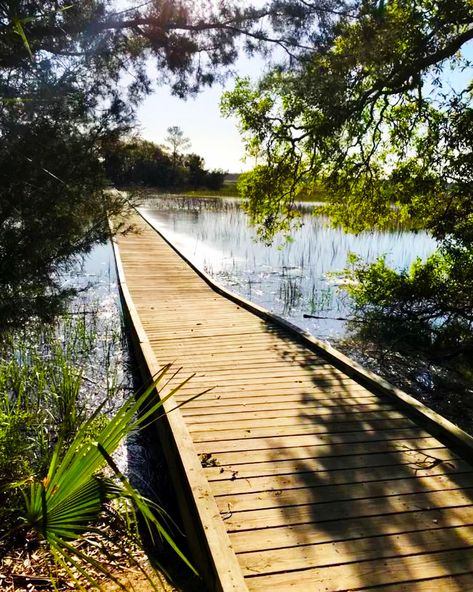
[0,517,178,592]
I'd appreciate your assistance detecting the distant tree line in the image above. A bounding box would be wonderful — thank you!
[103,138,225,190]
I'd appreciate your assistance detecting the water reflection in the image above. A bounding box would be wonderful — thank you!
[140,196,437,342]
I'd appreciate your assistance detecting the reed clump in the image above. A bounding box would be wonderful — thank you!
[0,309,193,591]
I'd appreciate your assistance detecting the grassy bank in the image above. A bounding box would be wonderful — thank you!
[182,180,240,198]
[0,299,196,590]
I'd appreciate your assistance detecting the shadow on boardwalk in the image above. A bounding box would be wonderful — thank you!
[209,325,473,591]
[116,216,473,591]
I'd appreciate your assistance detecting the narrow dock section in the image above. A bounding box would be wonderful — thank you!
[114,213,473,592]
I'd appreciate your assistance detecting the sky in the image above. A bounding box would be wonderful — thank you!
[135,47,473,175]
[114,0,269,174]
[128,0,473,175]
[135,53,267,174]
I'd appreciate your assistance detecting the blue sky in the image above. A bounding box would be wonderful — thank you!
[136,78,249,174]
[136,47,473,174]
[135,52,267,174]
[116,0,268,173]
[129,0,473,175]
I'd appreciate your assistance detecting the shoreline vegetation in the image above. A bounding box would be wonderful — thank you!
[132,176,329,202]
[0,262,199,591]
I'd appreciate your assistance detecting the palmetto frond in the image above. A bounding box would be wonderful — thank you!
[20,364,197,590]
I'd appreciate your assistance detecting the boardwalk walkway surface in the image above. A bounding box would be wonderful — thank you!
[114,213,473,592]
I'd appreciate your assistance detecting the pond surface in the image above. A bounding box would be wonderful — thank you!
[141,196,437,342]
[62,240,118,302]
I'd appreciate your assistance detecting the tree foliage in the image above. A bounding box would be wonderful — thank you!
[345,250,473,355]
[103,137,225,189]
[223,1,473,237]
[0,83,132,327]
[2,0,340,328]
[0,1,335,96]
[0,0,272,327]
[222,0,473,352]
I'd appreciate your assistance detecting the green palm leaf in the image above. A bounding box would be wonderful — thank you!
[20,364,199,590]
[12,19,33,59]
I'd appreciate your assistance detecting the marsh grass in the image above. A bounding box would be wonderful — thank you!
[0,306,124,476]
[0,301,201,590]
[0,234,197,590]
[0,319,97,532]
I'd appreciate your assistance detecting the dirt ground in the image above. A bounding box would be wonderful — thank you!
[102,564,177,591]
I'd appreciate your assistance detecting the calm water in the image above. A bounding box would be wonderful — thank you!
[141,196,437,342]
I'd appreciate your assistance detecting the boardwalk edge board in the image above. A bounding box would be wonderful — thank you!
[111,234,249,592]
[139,208,473,461]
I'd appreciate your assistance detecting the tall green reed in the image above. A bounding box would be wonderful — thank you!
[0,303,203,590]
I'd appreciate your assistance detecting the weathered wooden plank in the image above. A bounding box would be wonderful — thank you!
[181,399,388,416]
[146,333,307,346]
[157,353,328,366]
[185,408,405,429]
[223,489,473,531]
[239,524,473,576]
[144,328,268,340]
[176,365,350,379]
[152,338,323,351]
[244,548,473,591]
[190,417,415,442]
[172,383,372,399]
[209,457,471,495]
[229,505,473,553]
[215,473,473,513]
[178,393,381,409]
[173,373,360,387]
[205,445,459,480]
[353,573,473,591]
[195,428,434,454]
[202,436,446,465]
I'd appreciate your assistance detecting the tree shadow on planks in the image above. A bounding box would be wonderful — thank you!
[209,331,473,591]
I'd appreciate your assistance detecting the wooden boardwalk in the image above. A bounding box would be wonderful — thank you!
[114,213,473,592]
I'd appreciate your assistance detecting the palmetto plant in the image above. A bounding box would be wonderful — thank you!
[14,364,202,590]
